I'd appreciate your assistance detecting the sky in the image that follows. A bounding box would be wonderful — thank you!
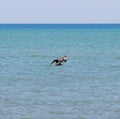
[0,0,120,23]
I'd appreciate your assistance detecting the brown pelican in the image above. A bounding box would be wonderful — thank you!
[51,56,67,66]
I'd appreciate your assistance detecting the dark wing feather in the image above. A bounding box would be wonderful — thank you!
[50,59,58,64]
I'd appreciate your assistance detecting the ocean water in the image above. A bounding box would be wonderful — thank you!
[0,24,120,119]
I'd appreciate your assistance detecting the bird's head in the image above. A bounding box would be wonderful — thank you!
[63,56,67,62]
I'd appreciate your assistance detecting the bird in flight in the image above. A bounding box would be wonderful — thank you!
[51,56,67,66]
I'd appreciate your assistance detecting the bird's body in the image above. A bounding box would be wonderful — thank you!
[51,56,67,66]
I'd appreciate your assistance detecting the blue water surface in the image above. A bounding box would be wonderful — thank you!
[0,24,120,119]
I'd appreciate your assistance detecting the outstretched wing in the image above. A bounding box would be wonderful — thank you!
[50,59,58,65]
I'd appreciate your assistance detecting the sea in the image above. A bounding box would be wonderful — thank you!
[0,24,120,119]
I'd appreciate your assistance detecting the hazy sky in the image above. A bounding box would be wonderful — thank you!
[0,0,120,23]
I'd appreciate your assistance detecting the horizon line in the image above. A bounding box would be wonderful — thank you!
[0,23,120,25]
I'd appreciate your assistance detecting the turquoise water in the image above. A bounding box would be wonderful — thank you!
[0,24,120,119]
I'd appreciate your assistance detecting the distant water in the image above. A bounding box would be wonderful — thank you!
[0,24,120,119]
